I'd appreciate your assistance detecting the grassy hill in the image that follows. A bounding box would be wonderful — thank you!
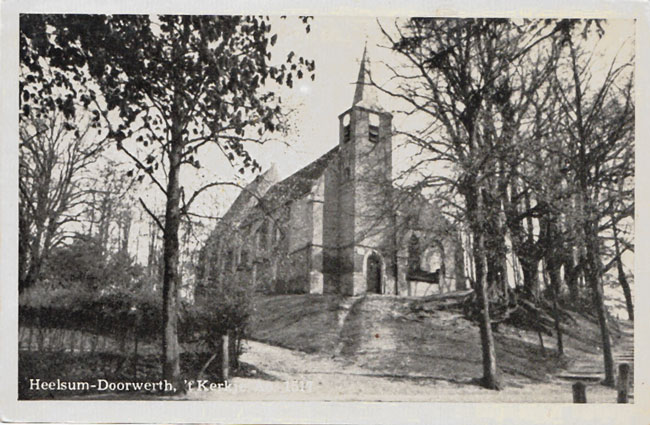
[248,293,625,385]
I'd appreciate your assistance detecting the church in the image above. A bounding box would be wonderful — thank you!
[197,48,467,297]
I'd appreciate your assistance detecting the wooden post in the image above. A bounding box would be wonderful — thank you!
[133,322,139,379]
[221,333,230,382]
[572,382,587,403]
[78,331,85,353]
[617,363,630,403]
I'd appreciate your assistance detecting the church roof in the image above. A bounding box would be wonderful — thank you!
[262,146,339,207]
[228,146,339,227]
[215,164,280,229]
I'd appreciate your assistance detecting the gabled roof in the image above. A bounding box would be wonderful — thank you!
[220,163,280,227]
[227,146,340,228]
[261,146,339,208]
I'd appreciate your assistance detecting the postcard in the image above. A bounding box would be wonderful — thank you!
[1,0,648,423]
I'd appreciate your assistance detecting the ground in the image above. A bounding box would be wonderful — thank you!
[19,292,632,402]
[182,293,632,402]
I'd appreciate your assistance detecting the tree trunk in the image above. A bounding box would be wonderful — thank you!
[162,124,183,392]
[563,251,580,303]
[98,195,113,256]
[18,209,31,292]
[612,223,633,321]
[467,187,501,390]
[617,260,634,322]
[499,250,509,303]
[519,256,539,299]
[120,212,132,255]
[474,230,501,390]
[22,247,43,294]
[547,258,564,356]
[584,229,615,387]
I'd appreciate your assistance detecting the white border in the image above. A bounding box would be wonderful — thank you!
[1,0,648,423]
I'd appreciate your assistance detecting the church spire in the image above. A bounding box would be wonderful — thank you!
[352,43,383,111]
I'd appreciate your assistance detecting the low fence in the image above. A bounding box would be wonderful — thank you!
[19,326,138,354]
[19,323,238,385]
[19,294,245,384]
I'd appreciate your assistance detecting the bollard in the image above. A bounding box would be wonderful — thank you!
[617,363,630,403]
[221,333,230,382]
[572,381,587,403]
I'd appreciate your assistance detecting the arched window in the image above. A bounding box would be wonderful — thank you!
[259,220,269,251]
[273,225,282,244]
[240,249,249,269]
[408,233,420,272]
[366,252,382,294]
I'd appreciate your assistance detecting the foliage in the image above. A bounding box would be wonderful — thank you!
[43,236,106,290]
[20,14,314,387]
[20,15,314,185]
[19,283,250,345]
[41,235,147,292]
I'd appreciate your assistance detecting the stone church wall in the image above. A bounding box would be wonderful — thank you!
[323,161,341,294]
[288,195,312,253]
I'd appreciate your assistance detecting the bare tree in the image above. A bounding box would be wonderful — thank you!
[548,22,634,386]
[19,111,105,293]
[377,18,563,389]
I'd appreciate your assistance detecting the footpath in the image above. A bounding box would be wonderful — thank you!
[557,321,634,401]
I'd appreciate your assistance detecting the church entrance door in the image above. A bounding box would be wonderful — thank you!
[366,252,382,294]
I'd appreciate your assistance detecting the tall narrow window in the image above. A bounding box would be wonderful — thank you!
[259,221,268,251]
[226,250,234,271]
[273,225,282,244]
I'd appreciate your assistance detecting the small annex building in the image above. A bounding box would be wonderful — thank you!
[197,48,467,297]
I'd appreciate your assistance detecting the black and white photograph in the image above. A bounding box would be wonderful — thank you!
[1,0,648,423]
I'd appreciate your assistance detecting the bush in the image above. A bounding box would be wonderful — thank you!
[19,281,251,354]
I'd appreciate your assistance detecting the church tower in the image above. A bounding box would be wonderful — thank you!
[326,46,396,296]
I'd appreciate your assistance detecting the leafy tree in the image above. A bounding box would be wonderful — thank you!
[43,235,106,290]
[20,14,314,390]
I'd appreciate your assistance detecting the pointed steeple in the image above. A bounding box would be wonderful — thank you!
[352,43,383,111]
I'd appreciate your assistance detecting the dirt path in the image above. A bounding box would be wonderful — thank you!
[556,321,634,398]
[184,339,620,402]
[202,294,629,402]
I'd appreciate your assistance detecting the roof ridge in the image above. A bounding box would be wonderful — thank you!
[266,145,339,191]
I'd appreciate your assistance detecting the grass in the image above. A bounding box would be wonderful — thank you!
[247,293,624,385]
